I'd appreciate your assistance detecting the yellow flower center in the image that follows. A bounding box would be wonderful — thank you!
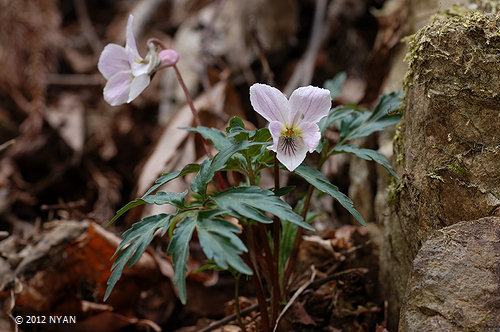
[281,127,301,138]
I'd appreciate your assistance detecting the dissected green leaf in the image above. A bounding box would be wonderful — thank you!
[294,165,366,226]
[318,105,358,137]
[107,198,147,226]
[143,190,188,207]
[143,163,200,197]
[226,117,249,142]
[273,185,296,197]
[211,186,313,230]
[104,214,172,301]
[182,127,232,151]
[190,141,257,195]
[338,92,402,144]
[167,216,196,304]
[331,145,398,178]
[196,213,252,275]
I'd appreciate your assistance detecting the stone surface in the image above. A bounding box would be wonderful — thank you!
[379,5,500,328]
[400,217,500,331]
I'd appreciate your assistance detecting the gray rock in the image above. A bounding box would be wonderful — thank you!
[379,5,500,328]
[400,217,500,331]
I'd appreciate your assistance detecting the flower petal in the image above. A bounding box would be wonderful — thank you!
[250,83,289,124]
[103,71,132,106]
[268,121,285,152]
[125,15,150,77]
[297,122,321,152]
[128,74,150,103]
[289,86,331,125]
[125,15,141,61]
[276,135,308,172]
[98,44,129,80]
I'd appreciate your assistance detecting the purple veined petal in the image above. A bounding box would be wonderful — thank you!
[289,86,331,125]
[276,134,308,172]
[297,122,321,152]
[103,71,133,106]
[128,74,151,103]
[98,44,129,80]
[250,83,289,124]
[268,121,285,152]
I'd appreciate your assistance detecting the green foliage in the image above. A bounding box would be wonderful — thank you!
[332,145,398,178]
[104,214,172,301]
[337,91,402,145]
[324,72,346,100]
[183,127,231,150]
[105,87,401,305]
[196,212,251,275]
[168,210,253,304]
[167,216,196,304]
[107,164,200,226]
[294,165,366,226]
[211,186,313,230]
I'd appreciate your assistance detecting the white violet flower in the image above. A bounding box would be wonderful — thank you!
[250,83,331,171]
[98,15,179,106]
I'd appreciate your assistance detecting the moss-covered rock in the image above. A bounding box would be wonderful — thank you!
[380,5,500,329]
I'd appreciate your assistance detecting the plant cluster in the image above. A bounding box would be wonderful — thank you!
[98,15,401,332]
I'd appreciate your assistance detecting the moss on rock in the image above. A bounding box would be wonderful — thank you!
[380,5,500,329]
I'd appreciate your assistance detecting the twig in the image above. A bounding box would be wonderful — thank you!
[273,266,316,332]
[0,139,15,153]
[284,0,328,95]
[199,267,368,332]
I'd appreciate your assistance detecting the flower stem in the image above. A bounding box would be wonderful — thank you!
[172,64,227,190]
[283,148,330,289]
[243,230,270,332]
[271,155,281,327]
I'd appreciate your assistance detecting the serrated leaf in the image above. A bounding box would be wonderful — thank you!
[211,186,313,230]
[294,165,366,226]
[143,163,200,197]
[196,214,252,275]
[324,72,347,99]
[226,117,249,142]
[338,92,402,144]
[190,141,256,195]
[107,198,147,226]
[182,127,231,151]
[318,106,358,137]
[331,145,398,178]
[167,216,196,304]
[273,185,296,197]
[104,214,172,301]
[143,190,188,207]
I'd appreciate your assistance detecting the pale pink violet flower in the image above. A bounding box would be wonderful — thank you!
[250,84,331,171]
[98,15,179,106]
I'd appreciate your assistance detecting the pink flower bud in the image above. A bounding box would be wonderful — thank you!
[159,49,179,67]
